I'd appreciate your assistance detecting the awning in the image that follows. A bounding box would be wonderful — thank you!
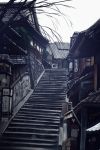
[86,122,100,132]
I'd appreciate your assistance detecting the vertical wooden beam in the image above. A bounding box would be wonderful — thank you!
[80,108,87,150]
[94,63,98,91]
[27,46,34,89]
[58,116,63,150]
[0,93,2,121]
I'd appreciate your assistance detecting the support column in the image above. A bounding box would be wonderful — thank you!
[80,108,87,150]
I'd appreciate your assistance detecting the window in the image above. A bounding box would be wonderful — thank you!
[86,57,94,67]
[74,59,78,72]
[69,62,73,71]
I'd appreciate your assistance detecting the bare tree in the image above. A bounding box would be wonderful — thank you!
[35,0,73,42]
[0,0,73,42]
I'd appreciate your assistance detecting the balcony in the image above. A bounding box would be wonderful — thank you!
[67,72,94,107]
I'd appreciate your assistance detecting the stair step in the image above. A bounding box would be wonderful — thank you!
[4,131,58,139]
[1,137,57,144]
[0,69,67,150]
[0,146,56,150]
[16,113,60,119]
[15,115,60,121]
[23,106,62,111]
[24,103,62,107]
[12,118,59,125]
[29,96,66,99]
[32,90,65,95]
[0,141,57,148]
[9,122,59,129]
[18,110,60,117]
[23,104,62,109]
[35,88,65,91]
[20,108,61,113]
[28,97,65,101]
[7,126,58,134]
[26,100,64,104]
[31,94,65,97]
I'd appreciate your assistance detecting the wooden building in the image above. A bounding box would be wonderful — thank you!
[64,19,100,150]
[0,2,48,121]
[46,42,69,69]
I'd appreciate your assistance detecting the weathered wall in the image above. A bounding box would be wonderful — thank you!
[11,49,44,110]
[12,56,44,109]
[30,52,44,86]
[12,73,31,108]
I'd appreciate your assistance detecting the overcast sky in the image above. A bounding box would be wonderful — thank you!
[37,0,100,42]
[0,0,100,42]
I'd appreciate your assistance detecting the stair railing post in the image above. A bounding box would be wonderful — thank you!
[49,69,51,81]
[58,115,63,150]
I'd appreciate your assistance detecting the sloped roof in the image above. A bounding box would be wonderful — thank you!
[86,122,100,132]
[74,90,100,112]
[47,42,70,59]
[0,1,37,30]
[0,1,48,48]
[69,19,100,58]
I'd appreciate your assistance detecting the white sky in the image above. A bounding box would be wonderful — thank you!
[37,0,100,42]
[0,0,100,42]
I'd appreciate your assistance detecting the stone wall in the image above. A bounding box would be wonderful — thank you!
[11,52,44,109]
[30,52,44,86]
[12,73,31,108]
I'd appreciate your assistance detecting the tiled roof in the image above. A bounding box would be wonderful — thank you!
[86,122,100,132]
[0,2,36,29]
[74,90,100,112]
[83,91,100,103]
[47,42,70,59]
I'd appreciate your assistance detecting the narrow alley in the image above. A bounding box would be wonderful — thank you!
[0,1,100,150]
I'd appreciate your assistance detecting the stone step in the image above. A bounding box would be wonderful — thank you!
[15,115,60,121]
[20,107,61,113]
[0,141,57,148]
[9,122,59,129]
[12,118,59,125]
[23,105,62,110]
[0,69,67,150]
[34,89,65,92]
[7,126,58,134]
[33,91,66,94]
[4,131,58,140]
[24,102,62,106]
[0,146,56,150]
[24,103,62,107]
[1,137,57,144]
[28,97,65,100]
[42,77,66,80]
[16,113,60,119]
[30,95,66,99]
[19,110,60,116]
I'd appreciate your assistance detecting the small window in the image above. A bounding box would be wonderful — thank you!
[74,59,78,72]
[86,57,94,67]
[69,62,73,71]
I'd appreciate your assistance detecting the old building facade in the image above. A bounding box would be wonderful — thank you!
[63,19,100,150]
[0,2,48,121]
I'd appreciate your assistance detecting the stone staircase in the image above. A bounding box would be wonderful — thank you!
[0,69,67,150]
